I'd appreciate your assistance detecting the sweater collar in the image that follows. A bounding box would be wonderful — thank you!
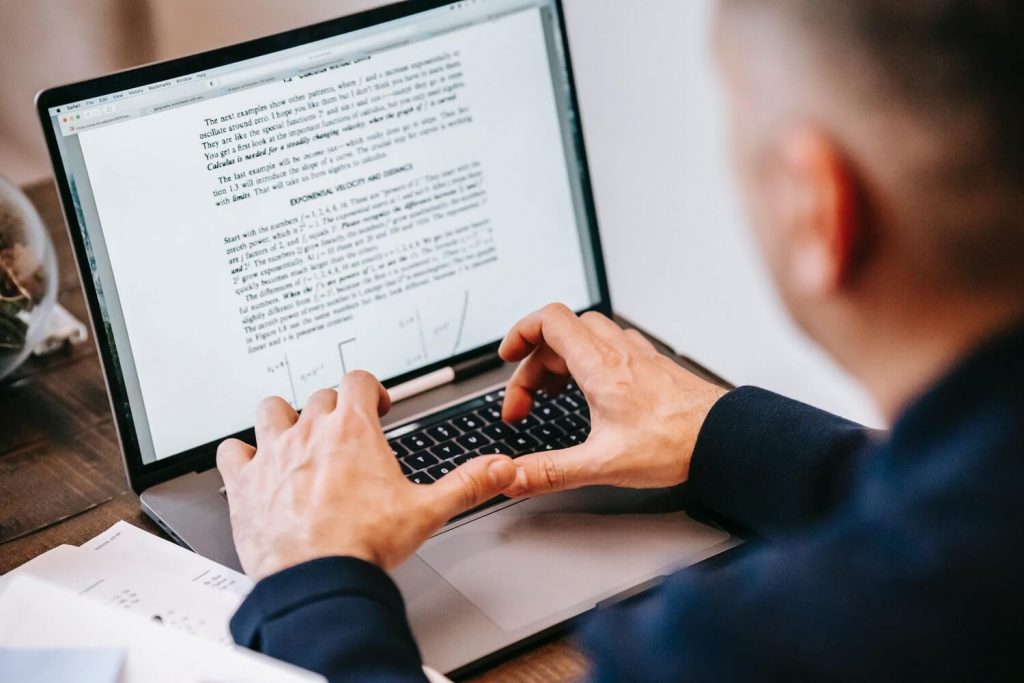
[890,318,1024,446]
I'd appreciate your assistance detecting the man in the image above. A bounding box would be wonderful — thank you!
[217,1,1024,680]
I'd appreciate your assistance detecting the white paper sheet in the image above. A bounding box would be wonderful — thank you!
[7,523,454,680]
[81,521,253,597]
[0,576,322,683]
[11,545,240,643]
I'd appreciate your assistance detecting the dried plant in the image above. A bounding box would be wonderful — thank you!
[0,199,43,352]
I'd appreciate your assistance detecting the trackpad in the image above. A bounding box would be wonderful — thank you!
[417,487,733,633]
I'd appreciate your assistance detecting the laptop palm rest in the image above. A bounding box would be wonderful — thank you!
[143,470,739,674]
[396,486,737,672]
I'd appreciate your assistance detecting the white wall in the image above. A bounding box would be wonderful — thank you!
[562,0,881,425]
[1,0,881,425]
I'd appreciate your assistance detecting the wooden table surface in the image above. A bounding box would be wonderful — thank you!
[0,180,587,683]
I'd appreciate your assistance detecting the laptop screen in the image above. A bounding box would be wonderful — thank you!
[41,0,603,467]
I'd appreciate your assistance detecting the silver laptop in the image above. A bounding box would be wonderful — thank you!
[37,0,739,674]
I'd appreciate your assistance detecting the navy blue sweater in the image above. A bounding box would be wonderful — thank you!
[231,323,1024,681]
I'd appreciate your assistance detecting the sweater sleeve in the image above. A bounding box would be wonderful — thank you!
[689,386,877,537]
[230,556,428,683]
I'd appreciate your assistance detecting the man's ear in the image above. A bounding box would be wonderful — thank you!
[774,128,864,297]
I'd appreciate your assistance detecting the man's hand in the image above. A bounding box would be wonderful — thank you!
[217,371,517,582]
[499,304,728,498]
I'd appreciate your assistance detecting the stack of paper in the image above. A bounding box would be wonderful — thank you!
[0,521,453,683]
[0,521,316,683]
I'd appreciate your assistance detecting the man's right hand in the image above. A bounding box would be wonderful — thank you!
[499,304,729,498]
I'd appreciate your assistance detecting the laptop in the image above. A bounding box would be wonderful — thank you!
[37,0,739,675]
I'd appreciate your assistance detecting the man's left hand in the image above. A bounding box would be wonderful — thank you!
[217,370,517,582]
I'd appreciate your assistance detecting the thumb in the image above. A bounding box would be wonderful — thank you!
[428,456,517,523]
[217,438,255,489]
[503,445,596,498]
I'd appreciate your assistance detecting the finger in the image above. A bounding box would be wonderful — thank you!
[216,438,256,487]
[624,328,658,353]
[336,370,392,419]
[579,311,635,365]
[502,346,568,422]
[498,304,606,376]
[426,455,517,523]
[301,387,338,419]
[255,396,298,444]
[502,445,599,498]
[579,310,627,343]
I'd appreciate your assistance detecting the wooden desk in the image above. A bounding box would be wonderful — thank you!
[0,180,587,683]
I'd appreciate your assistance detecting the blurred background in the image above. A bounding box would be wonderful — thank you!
[0,0,879,425]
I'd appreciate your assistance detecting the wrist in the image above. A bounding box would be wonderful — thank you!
[248,544,380,582]
[676,385,730,481]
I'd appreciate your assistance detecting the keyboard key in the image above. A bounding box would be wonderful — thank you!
[456,431,491,450]
[428,462,455,479]
[400,433,435,451]
[399,460,413,475]
[482,423,516,440]
[535,403,566,421]
[529,424,565,443]
[556,414,589,434]
[517,414,540,430]
[430,442,466,459]
[405,451,440,470]
[427,423,461,441]
[452,453,473,466]
[476,444,512,456]
[456,414,483,432]
[505,433,541,454]
[478,405,503,423]
[408,471,435,485]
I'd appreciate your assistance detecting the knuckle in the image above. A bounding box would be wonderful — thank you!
[311,387,336,402]
[457,468,483,508]
[216,440,240,465]
[538,453,565,491]
[594,336,625,366]
[543,302,573,318]
[345,369,375,385]
[215,448,232,471]
[257,395,281,415]
[628,330,658,354]
[580,310,608,324]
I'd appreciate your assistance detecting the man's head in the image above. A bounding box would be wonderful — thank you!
[713,0,1024,407]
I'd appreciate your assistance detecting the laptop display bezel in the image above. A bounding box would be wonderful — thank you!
[36,0,612,494]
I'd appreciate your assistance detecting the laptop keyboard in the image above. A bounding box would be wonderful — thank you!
[387,383,591,485]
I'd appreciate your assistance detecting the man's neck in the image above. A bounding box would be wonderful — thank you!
[850,297,1024,424]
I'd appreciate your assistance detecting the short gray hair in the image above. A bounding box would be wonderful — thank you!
[720,0,1024,291]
